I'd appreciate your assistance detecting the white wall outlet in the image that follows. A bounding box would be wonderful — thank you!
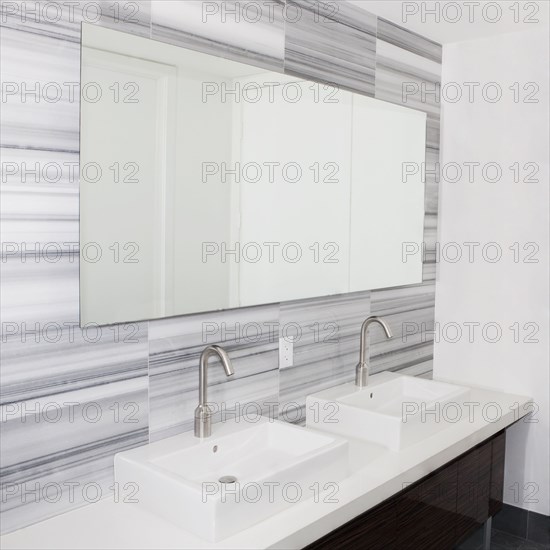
[279,338,294,368]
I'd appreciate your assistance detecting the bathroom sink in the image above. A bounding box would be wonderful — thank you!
[306,373,471,451]
[115,416,348,541]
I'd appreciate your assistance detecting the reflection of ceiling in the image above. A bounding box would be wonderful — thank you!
[82,22,266,80]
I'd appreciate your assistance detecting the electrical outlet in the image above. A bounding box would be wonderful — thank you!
[279,338,293,368]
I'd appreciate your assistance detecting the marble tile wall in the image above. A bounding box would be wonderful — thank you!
[371,18,442,378]
[284,0,377,95]
[0,0,152,535]
[278,291,371,424]
[151,0,285,70]
[149,305,280,441]
[0,0,441,534]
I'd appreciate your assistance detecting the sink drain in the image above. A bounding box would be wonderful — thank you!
[218,475,237,484]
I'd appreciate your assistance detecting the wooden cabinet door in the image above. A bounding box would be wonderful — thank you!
[489,431,506,516]
[304,500,397,550]
[396,463,458,550]
[456,439,492,541]
[306,431,507,550]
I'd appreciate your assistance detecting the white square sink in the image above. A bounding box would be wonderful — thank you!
[115,416,349,541]
[306,373,471,451]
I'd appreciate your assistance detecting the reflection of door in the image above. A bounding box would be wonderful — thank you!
[349,95,426,291]
[80,48,176,325]
[236,80,353,305]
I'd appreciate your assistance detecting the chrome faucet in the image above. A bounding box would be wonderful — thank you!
[356,316,392,387]
[194,345,234,438]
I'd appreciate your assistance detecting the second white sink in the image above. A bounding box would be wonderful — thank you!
[115,416,348,541]
[306,373,471,451]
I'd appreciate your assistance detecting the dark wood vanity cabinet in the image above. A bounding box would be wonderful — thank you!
[304,500,397,550]
[489,431,506,517]
[305,431,506,550]
[396,461,459,549]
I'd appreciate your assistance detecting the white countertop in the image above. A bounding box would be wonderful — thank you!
[1,374,533,550]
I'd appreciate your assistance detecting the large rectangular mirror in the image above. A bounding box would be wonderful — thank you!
[80,24,426,326]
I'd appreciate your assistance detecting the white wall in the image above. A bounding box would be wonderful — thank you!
[434,28,549,515]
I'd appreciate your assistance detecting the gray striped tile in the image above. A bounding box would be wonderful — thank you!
[278,292,370,424]
[0,0,151,41]
[1,324,148,404]
[374,40,441,134]
[148,306,280,441]
[93,0,151,37]
[369,282,436,376]
[285,0,376,95]
[0,325,149,534]
[374,39,441,150]
[422,213,438,281]
[0,2,152,535]
[0,26,81,332]
[0,257,79,331]
[1,158,79,250]
[151,0,285,70]
[425,147,440,215]
[0,27,80,153]
[375,22,442,299]
[377,17,442,63]
[422,260,437,283]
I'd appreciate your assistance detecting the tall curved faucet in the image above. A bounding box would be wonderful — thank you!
[356,316,392,387]
[194,345,234,438]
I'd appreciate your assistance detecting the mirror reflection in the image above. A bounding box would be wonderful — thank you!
[80,24,426,326]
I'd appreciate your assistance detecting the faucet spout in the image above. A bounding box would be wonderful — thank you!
[195,345,234,438]
[356,316,392,387]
